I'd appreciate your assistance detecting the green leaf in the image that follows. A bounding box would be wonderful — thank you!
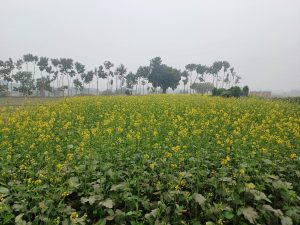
[281,216,293,225]
[0,187,9,195]
[249,190,272,203]
[95,219,106,225]
[262,205,283,218]
[68,177,80,188]
[194,193,206,206]
[224,211,234,219]
[100,199,114,208]
[145,208,159,220]
[110,183,126,191]
[15,214,26,225]
[240,207,258,224]
[81,195,102,205]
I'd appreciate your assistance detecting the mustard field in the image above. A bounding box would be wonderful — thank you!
[0,95,299,224]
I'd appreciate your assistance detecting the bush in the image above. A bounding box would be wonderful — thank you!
[213,86,249,98]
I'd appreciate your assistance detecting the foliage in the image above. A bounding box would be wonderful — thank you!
[213,86,249,98]
[36,76,53,93]
[148,57,181,93]
[0,85,8,96]
[190,82,214,94]
[12,71,35,96]
[0,95,299,224]
[243,86,249,96]
[125,72,138,89]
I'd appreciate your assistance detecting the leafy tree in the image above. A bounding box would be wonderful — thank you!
[104,61,114,91]
[36,76,52,93]
[212,86,244,98]
[148,58,181,94]
[125,72,138,89]
[114,64,127,93]
[0,58,14,82]
[228,86,243,97]
[13,71,35,96]
[212,87,226,96]
[149,57,162,93]
[0,58,14,95]
[73,78,83,94]
[243,86,249,96]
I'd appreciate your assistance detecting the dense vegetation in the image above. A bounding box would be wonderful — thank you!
[0,55,242,96]
[0,95,299,224]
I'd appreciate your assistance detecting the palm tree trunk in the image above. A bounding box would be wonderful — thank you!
[97,77,99,95]
[189,74,192,94]
[221,71,225,88]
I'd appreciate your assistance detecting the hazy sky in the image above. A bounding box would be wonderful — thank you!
[1,0,300,91]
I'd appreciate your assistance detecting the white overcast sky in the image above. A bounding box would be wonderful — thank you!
[0,0,300,91]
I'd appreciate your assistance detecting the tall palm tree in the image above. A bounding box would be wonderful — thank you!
[51,58,60,89]
[136,66,150,94]
[195,64,207,83]
[221,61,230,88]
[181,70,189,93]
[13,59,23,94]
[97,65,106,95]
[23,54,33,72]
[212,61,223,88]
[230,67,235,88]
[185,64,197,93]
[115,64,127,93]
[74,62,85,95]
[84,70,94,94]
[37,57,49,97]
[104,61,114,91]
[33,55,39,80]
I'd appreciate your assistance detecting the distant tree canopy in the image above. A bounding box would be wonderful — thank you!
[13,71,35,96]
[212,86,250,98]
[0,54,245,96]
[148,57,181,93]
[191,82,214,94]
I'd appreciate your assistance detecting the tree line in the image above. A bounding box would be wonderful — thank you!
[0,54,242,96]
